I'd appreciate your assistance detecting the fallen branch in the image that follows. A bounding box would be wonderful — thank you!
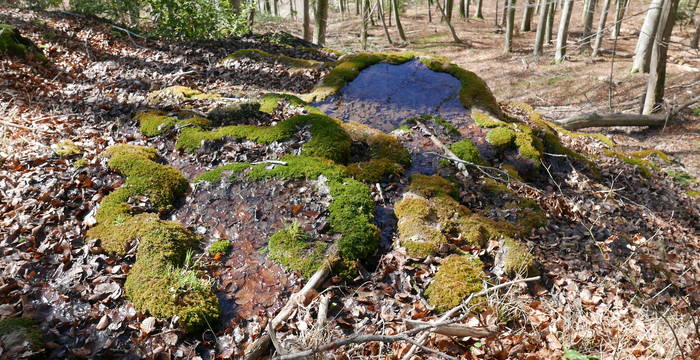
[251,160,289,166]
[243,261,333,360]
[404,319,498,338]
[555,94,700,130]
[415,121,470,177]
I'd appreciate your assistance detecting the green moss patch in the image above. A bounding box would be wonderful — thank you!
[51,140,81,157]
[472,112,507,128]
[497,237,537,276]
[136,110,214,137]
[259,93,322,114]
[176,114,351,163]
[486,127,515,147]
[0,317,43,351]
[194,163,251,183]
[450,139,485,165]
[425,254,486,312]
[407,174,460,200]
[207,102,262,125]
[267,222,327,278]
[341,121,411,182]
[209,240,231,256]
[223,49,325,70]
[148,86,220,103]
[0,24,46,60]
[87,145,218,332]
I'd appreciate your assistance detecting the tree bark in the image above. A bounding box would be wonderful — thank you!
[303,0,312,41]
[555,0,574,62]
[435,0,462,42]
[581,0,597,49]
[459,0,466,18]
[427,0,431,23]
[591,0,611,56]
[315,0,329,45]
[361,0,370,49]
[504,0,516,52]
[377,0,393,44]
[230,0,241,14]
[692,15,700,49]
[521,0,534,31]
[545,0,556,43]
[642,0,679,115]
[445,0,454,22]
[533,0,548,55]
[393,0,407,41]
[501,0,509,26]
[610,0,628,39]
[631,0,663,73]
[475,0,483,18]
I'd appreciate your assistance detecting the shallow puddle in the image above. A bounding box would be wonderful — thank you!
[314,59,470,132]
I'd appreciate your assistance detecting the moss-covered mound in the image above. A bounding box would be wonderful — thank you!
[177,113,352,163]
[148,86,220,104]
[136,110,213,137]
[196,155,380,278]
[0,317,43,352]
[223,48,326,70]
[87,145,218,332]
[0,24,46,60]
[425,255,486,312]
[342,121,411,183]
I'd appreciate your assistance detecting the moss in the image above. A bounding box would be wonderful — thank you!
[425,255,485,312]
[306,52,417,102]
[176,114,351,163]
[485,127,515,147]
[433,116,460,136]
[421,58,502,117]
[259,93,322,114]
[209,240,231,256]
[0,317,43,351]
[346,158,404,183]
[73,159,89,168]
[394,125,413,133]
[223,48,325,70]
[450,139,485,165]
[194,163,251,183]
[603,149,654,178]
[136,110,179,137]
[398,216,447,258]
[472,112,507,128]
[207,102,262,125]
[247,155,347,182]
[407,174,460,200]
[631,149,671,162]
[0,24,46,60]
[342,121,411,166]
[664,169,698,186]
[267,222,327,278]
[148,86,220,103]
[394,196,432,219]
[513,124,544,163]
[51,140,82,157]
[499,237,537,276]
[687,191,700,197]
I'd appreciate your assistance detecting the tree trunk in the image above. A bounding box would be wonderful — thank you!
[273,0,279,15]
[230,0,241,14]
[581,0,597,49]
[247,5,256,29]
[428,0,432,23]
[642,0,679,115]
[315,0,329,46]
[610,0,628,39]
[377,0,393,44]
[504,0,516,52]
[361,0,370,49]
[692,15,700,49]
[521,0,534,31]
[591,0,611,56]
[290,0,296,19]
[501,0,509,26]
[445,0,454,22]
[466,0,470,18]
[393,0,407,41]
[555,0,574,62]
[495,0,500,26]
[435,0,462,42]
[631,0,663,73]
[459,0,466,18]
[533,0,548,55]
[303,0,312,41]
[356,0,360,15]
[475,0,483,18]
[545,0,556,43]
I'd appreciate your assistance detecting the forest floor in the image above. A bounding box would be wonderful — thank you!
[0,2,699,360]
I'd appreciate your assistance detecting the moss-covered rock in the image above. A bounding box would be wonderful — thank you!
[0,317,43,352]
[194,163,251,183]
[0,24,46,60]
[341,121,411,182]
[267,222,327,278]
[425,254,486,312]
[177,114,352,163]
[148,86,220,103]
[51,140,81,157]
[259,93,322,114]
[450,139,485,165]
[485,127,515,147]
[136,110,214,137]
[407,173,460,200]
[207,102,262,126]
[209,240,231,256]
[87,145,218,332]
[494,237,537,276]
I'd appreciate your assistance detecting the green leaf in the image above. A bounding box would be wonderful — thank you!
[563,349,599,360]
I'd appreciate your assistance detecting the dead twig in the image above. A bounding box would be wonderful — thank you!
[404,319,498,338]
[415,121,469,177]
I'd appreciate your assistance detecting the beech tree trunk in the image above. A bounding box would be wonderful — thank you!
[581,0,597,48]
[610,0,628,39]
[521,0,534,31]
[361,0,370,49]
[692,15,700,49]
[475,0,483,18]
[435,0,462,42]
[427,0,432,23]
[533,0,548,55]
[445,0,454,22]
[591,0,611,56]
[555,0,574,62]
[545,0,556,43]
[642,0,680,115]
[459,0,466,18]
[377,0,393,44]
[504,0,516,52]
[230,0,241,14]
[631,0,663,73]
[315,0,329,46]
[393,0,407,41]
[303,0,312,41]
